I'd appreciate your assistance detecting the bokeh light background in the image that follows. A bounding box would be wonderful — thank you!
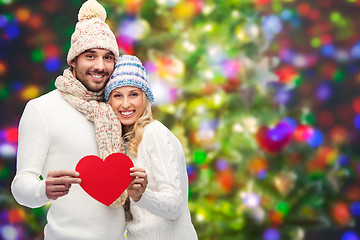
[1,0,360,239]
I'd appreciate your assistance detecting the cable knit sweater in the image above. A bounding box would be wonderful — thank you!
[126,120,198,240]
[11,90,126,240]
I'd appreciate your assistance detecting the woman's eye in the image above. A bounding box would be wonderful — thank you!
[130,93,138,97]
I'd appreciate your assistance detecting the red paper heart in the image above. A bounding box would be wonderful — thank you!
[75,153,134,206]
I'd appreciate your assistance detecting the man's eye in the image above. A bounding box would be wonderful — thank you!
[86,55,94,59]
[105,56,114,60]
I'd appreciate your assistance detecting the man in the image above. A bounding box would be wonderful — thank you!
[11,1,145,239]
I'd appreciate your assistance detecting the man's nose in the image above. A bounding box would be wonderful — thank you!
[94,58,105,71]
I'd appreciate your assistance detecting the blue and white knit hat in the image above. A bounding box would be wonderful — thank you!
[104,55,154,103]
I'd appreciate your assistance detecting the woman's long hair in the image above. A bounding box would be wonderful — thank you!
[123,93,153,157]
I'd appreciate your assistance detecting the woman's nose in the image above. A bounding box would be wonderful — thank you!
[122,97,130,108]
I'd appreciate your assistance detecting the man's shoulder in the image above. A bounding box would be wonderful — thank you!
[28,90,61,106]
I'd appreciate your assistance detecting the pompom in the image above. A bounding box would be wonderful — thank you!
[78,0,107,21]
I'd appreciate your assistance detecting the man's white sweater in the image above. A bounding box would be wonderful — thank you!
[11,90,126,240]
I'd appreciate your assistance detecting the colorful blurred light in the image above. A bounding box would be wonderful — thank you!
[342,231,360,240]
[216,159,229,171]
[354,114,360,130]
[5,24,20,39]
[15,7,30,23]
[261,15,282,41]
[263,228,280,240]
[0,60,7,75]
[349,202,360,217]
[293,125,313,142]
[332,202,351,226]
[241,192,261,208]
[307,129,323,148]
[0,143,17,159]
[21,85,41,100]
[316,82,333,101]
[0,224,18,240]
[0,15,8,28]
[44,57,61,72]
[274,89,291,105]
[338,154,350,166]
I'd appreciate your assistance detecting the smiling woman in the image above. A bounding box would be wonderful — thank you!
[104,55,198,240]
[108,86,146,132]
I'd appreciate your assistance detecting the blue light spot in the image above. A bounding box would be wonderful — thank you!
[341,231,359,240]
[5,24,20,39]
[354,114,360,130]
[44,57,61,72]
[0,15,8,28]
[281,9,292,21]
[263,228,280,240]
[321,45,335,57]
[338,154,350,166]
[307,129,323,148]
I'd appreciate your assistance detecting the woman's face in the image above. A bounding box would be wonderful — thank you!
[108,86,145,128]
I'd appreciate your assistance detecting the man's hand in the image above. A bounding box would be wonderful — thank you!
[45,170,81,200]
[128,167,148,202]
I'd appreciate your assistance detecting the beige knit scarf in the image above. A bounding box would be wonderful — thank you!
[55,68,127,208]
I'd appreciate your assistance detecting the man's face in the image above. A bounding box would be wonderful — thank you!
[71,48,115,92]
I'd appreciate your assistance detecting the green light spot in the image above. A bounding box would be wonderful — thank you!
[31,49,44,62]
[194,149,207,164]
[0,0,13,6]
[276,201,290,215]
[272,2,282,13]
[301,112,316,125]
[294,76,302,87]
[330,12,341,23]
[0,167,9,179]
[0,86,9,99]
[311,38,321,48]
[333,69,345,83]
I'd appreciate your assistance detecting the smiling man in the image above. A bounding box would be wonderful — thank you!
[10,1,131,239]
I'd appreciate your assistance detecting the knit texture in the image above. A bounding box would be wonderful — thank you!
[11,90,126,240]
[126,120,198,240]
[104,55,154,103]
[55,68,127,207]
[67,0,119,65]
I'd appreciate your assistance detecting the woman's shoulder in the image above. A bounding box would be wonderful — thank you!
[144,120,168,132]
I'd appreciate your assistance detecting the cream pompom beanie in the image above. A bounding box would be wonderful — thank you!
[67,0,119,65]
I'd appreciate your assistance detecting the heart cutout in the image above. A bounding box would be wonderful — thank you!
[75,153,134,206]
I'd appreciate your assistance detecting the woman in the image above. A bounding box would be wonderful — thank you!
[105,55,198,240]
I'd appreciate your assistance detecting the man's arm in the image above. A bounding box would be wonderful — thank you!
[11,101,80,207]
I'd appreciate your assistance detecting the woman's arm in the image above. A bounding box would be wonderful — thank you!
[132,122,184,220]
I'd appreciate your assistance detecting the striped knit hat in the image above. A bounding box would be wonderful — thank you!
[104,55,154,103]
[67,0,119,65]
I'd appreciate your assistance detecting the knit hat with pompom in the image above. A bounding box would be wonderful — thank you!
[67,0,119,65]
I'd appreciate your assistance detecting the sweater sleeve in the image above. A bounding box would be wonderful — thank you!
[132,122,184,220]
[11,101,50,208]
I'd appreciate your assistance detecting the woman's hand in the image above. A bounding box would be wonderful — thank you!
[128,167,148,202]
